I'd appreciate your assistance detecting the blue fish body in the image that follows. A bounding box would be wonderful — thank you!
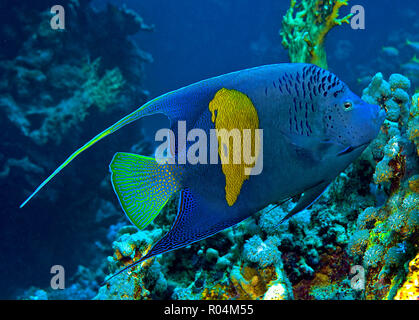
[20,63,385,281]
[146,63,384,223]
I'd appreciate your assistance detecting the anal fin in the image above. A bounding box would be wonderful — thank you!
[142,188,242,259]
[101,187,243,284]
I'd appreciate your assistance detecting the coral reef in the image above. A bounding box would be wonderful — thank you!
[93,73,418,301]
[333,12,419,94]
[11,1,419,302]
[280,0,353,69]
[91,196,294,300]
[1,1,152,147]
[1,0,154,194]
[394,253,419,300]
[18,72,418,300]
[94,197,359,300]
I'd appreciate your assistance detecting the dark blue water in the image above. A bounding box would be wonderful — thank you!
[118,0,418,96]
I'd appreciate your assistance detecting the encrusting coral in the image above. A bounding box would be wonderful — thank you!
[14,1,419,302]
[280,0,353,69]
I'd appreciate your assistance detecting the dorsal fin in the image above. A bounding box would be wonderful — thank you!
[19,80,210,208]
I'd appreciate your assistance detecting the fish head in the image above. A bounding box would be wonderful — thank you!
[322,87,385,157]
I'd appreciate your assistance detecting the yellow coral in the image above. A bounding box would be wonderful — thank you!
[394,253,419,300]
[201,284,232,300]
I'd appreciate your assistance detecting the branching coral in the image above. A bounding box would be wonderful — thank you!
[81,58,126,112]
[280,0,353,69]
[346,72,419,300]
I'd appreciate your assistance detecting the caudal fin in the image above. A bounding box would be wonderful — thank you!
[109,152,181,229]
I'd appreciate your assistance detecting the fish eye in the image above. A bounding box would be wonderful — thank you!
[343,101,353,111]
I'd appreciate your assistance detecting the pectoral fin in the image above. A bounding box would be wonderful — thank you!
[280,180,330,223]
[281,130,338,162]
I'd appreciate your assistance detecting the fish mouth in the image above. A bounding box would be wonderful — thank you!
[337,142,370,156]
